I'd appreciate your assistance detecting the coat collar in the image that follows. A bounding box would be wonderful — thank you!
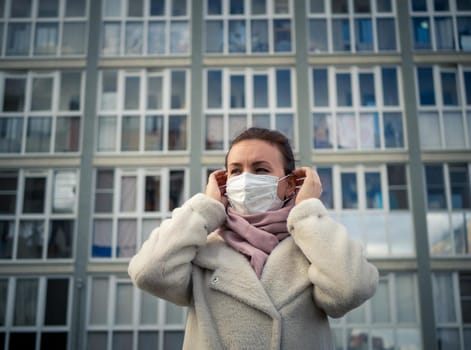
[193,232,311,317]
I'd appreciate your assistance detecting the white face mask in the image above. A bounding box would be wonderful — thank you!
[225,172,288,215]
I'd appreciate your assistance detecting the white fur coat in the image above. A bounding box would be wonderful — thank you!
[128,194,379,349]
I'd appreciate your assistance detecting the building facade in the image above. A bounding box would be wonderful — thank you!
[0,0,470,349]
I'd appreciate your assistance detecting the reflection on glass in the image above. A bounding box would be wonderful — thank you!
[370,329,394,350]
[377,18,396,50]
[360,113,380,149]
[145,115,164,151]
[355,19,373,51]
[382,68,399,106]
[435,17,455,50]
[312,68,328,106]
[229,20,246,53]
[359,73,375,106]
[364,214,387,256]
[48,220,73,258]
[168,115,187,150]
[205,114,223,150]
[341,172,358,209]
[31,78,53,110]
[365,172,382,208]
[425,165,447,209]
[0,221,14,258]
[145,175,161,211]
[3,78,26,111]
[337,113,357,149]
[53,171,76,213]
[308,19,327,52]
[230,75,245,108]
[148,21,166,54]
[89,278,109,325]
[65,0,86,16]
[418,112,440,149]
[117,220,137,257]
[276,69,291,107]
[101,70,118,110]
[17,220,44,258]
[371,279,391,322]
[125,76,140,110]
[120,176,137,212]
[275,113,293,144]
[252,114,270,129]
[104,0,121,17]
[102,22,120,55]
[313,113,333,149]
[44,279,68,325]
[336,73,352,106]
[98,116,117,151]
[229,114,246,140]
[60,72,81,110]
[413,17,431,49]
[317,167,333,208]
[121,116,140,151]
[433,273,457,323]
[396,329,421,350]
[26,117,51,152]
[0,118,23,152]
[453,212,471,254]
[172,0,187,16]
[169,170,185,210]
[251,20,268,52]
[34,22,58,55]
[332,19,350,51]
[95,169,114,213]
[253,74,268,107]
[166,302,183,324]
[92,220,112,257]
[206,21,223,53]
[207,70,222,108]
[396,274,417,322]
[384,112,404,148]
[444,112,465,149]
[6,23,31,56]
[449,165,470,209]
[125,22,143,55]
[170,21,189,54]
[389,213,414,256]
[171,71,186,109]
[140,291,159,324]
[347,328,368,349]
[274,19,291,52]
[13,279,38,326]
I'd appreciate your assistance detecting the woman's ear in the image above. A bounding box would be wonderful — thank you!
[285,174,297,197]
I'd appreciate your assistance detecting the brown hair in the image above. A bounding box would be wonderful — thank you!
[225,127,295,175]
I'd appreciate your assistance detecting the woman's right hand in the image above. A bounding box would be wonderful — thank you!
[205,169,228,206]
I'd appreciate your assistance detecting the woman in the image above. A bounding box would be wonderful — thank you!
[128,127,378,349]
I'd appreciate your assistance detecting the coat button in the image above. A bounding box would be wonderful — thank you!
[212,276,219,284]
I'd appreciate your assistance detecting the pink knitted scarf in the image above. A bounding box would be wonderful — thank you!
[218,199,295,278]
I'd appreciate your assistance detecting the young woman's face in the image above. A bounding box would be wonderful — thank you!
[226,139,294,199]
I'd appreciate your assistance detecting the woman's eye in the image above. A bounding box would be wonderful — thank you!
[230,169,241,175]
[256,168,269,173]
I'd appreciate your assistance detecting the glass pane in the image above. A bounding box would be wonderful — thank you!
[0,117,23,152]
[308,19,327,52]
[113,332,133,350]
[428,212,452,255]
[121,116,140,151]
[396,274,417,322]
[41,333,68,349]
[44,279,68,325]
[17,220,44,259]
[120,176,137,212]
[148,21,165,54]
[426,165,447,209]
[104,0,121,17]
[26,117,52,152]
[117,219,137,257]
[163,331,184,350]
[441,71,458,105]
[397,329,421,350]
[89,278,109,325]
[337,113,357,149]
[0,221,14,258]
[341,172,358,209]
[452,212,471,254]
[365,172,382,208]
[332,19,350,51]
[384,112,404,148]
[11,0,32,17]
[102,22,121,55]
[0,279,7,325]
[92,220,112,257]
[14,279,38,325]
[230,0,244,14]
[435,17,455,50]
[433,273,456,323]
[205,114,223,150]
[125,22,143,55]
[371,279,391,322]
[370,329,394,350]
[128,0,143,16]
[389,213,414,255]
[251,20,268,52]
[53,171,76,213]
[145,175,161,211]
[87,332,108,350]
[139,332,159,350]
[444,112,465,149]
[252,114,270,129]
[65,0,86,16]
[347,304,366,323]
[313,113,333,149]
[253,74,268,107]
[274,19,291,52]
[147,77,163,109]
[310,0,324,12]
[145,115,164,151]
[48,220,73,258]
[207,70,222,108]
[437,329,461,349]
[3,78,26,111]
[168,115,187,150]
[276,69,291,107]
[169,170,185,210]
[142,219,159,243]
[31,78,53,110]
[206,20,223,53]
[377,18,396,50]
[165,302,183,324]
[101,70,118,110]
[359,73,375,106]
[6,23,31,56]
[417,67,435,105]
[34,22,58,55]
[332,0,348,13]
[336,73,352,106]
[355,19,373,51]
[458,17,471,51]
[55,117,80,152]
[172,0,187,16]
[125,76,140,110]
[354,0,370,12]
[276,113,294,144]
[339,214,363,242]
[171,71,186,109]
[364,214,387,256]
[419,112,441,149]
[140,292,159,324]
[95,169,114,213]
[38,0,58,17]
[170,21,189,53]
[98,116,117,151]
[312,69,328,107]
[60,72,81,110]
[360,113,380,149]
[115,284,133,324]
[150,0,165,15]
[229,20,246,53]
[23,177,46,213]
[464,72,471,104]
[413,17,431,49]
[230,75,245,108]
[449,164,470,209]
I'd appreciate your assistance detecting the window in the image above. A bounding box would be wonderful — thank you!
[308,0,397,53]
[102,0,190,56]
[331,272,421,350]
[204,68,295,151]
[0,276,72,349]
[91,168,186,259]
[316,164,413,257]
[417,65,470,150]
[97,69,188,153]
[0,71,83,154]
[0,169,77,260]
[87,275,185,350]
[425,163,471,256]
[3,0,87,57]
[409,0,471,51]
[311,66,404,150]
[205,0,293,54]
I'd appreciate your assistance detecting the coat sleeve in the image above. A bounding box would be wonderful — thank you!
[287,198,379,318]
[128,193,226,306]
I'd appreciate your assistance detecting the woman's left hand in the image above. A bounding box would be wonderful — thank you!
[291,167,323,204]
